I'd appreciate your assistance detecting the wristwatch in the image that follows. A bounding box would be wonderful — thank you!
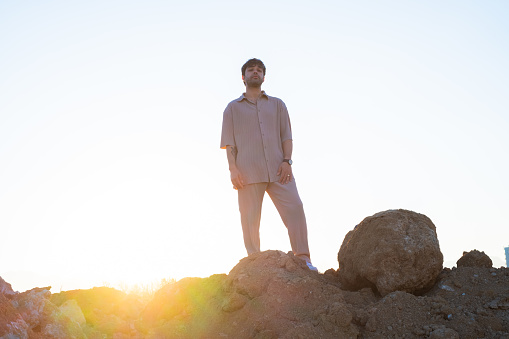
[283,159,293,165]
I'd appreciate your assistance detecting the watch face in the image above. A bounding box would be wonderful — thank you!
[286,159,293,165]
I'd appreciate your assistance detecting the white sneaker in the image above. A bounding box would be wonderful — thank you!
[306,261,318,272]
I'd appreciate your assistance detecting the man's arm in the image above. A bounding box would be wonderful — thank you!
[226,145,244,189]
[282,139,292,160]
[277,139,293,184]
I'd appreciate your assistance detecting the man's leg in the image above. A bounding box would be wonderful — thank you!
[238,182,268,255]
[266,180,311,260]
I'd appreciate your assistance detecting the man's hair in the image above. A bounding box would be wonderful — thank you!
[241,58,266,76]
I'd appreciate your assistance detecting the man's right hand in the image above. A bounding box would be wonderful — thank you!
[225,145,244,189]
[230,168,245,190]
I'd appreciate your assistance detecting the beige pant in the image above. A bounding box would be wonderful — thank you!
[237,180,310,259]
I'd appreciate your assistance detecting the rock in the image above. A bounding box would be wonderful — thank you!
[337,209,443,296]
[58,299,86,325]
[429,327,460,338]
[456,250,493,268]
[1,316,30,339]
[221,292,248,312]
[0,292,25,338]
[0,276,17,296]
[14,286,54,329]
[0,285,88,339]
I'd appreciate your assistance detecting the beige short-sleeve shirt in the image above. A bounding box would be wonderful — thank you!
[220,91,292,185]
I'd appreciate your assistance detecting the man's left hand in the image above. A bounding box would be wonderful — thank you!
[277,162,292,184]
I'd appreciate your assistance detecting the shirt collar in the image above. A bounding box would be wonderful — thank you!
[236,90,268,102]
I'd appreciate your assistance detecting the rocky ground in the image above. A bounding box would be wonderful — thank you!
[1,210,508,338]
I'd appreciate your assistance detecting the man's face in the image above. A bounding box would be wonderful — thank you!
[242,64,265,87]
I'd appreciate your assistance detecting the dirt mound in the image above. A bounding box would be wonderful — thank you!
[1,208,508,338]
[140,251,362,338]
[140,250,507,339]
[1,250,508,338]
[457,249,493,268]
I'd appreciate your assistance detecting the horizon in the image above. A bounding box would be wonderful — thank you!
[2,246,508,294]
[1,1,508,293]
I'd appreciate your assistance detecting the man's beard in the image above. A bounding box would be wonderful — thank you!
[245,77,264,88]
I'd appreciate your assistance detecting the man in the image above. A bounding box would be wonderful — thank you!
[220,58,317,271]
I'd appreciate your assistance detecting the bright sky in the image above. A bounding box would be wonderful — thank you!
[1,1,508,292]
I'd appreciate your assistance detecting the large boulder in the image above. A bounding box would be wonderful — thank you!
[337,209,443,296]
